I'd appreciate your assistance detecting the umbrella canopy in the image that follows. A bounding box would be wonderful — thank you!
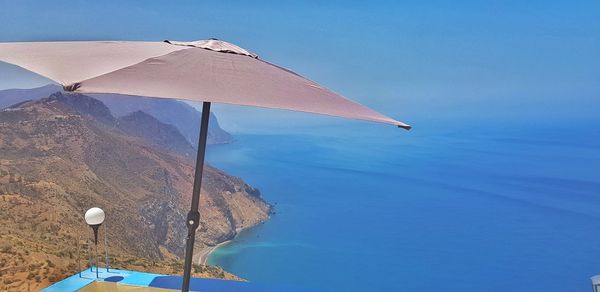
[0,39,411,291]
[0,39,410,129]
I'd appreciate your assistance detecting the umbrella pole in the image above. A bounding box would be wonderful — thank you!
[182,102,211,292]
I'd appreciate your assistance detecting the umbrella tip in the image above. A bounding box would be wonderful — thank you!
[398,124,412,130]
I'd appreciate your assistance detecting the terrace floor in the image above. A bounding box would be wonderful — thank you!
[42,267,314,291]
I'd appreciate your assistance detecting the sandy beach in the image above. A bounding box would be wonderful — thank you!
[196,240,232,265]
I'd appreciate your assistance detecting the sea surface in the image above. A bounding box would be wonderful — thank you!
[206,123,600,292]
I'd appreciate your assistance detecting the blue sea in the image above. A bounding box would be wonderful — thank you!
[206,122,600,292]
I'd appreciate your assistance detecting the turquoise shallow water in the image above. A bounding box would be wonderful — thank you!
[206,123,600,292]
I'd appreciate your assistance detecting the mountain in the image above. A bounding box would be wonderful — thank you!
[93,93,233,145]
[40,91,115,125]
[0,84,233,146]
[0,93,270,290]
[34,92,196,157]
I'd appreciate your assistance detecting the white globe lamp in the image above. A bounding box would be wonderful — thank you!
[85,207,105,244]
[85,207,105,226]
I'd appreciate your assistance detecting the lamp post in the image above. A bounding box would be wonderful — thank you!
[104,223,110,272]
[84,207,105,279]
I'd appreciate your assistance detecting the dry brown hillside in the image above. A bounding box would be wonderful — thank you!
[0,93,271,291]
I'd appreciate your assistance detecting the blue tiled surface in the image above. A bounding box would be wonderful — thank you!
[42,267,104,292]
[42,267,164,291]
[114,268,164,287]
[43,267,316,292]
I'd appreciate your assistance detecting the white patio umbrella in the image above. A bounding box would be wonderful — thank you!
[0,39,410,291]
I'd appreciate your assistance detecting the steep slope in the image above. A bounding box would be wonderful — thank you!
[0,94,270,290]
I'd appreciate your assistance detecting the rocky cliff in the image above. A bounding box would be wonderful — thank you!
[0,93,270,290]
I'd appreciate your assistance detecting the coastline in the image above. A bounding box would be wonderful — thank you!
[197,239,232,265]
[196,215,272,267]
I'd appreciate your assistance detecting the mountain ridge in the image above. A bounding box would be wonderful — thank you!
[0,84,233,146]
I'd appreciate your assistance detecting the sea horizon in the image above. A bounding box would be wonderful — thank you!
[205,120,600,292]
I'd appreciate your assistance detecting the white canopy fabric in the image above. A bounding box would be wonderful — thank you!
[0,39,410,129]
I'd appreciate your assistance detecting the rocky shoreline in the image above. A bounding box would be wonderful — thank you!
[197,210,273,266]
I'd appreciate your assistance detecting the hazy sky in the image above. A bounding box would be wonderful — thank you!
[0,0,598,132]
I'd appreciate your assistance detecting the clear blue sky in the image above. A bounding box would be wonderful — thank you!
[0,0,598,132]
